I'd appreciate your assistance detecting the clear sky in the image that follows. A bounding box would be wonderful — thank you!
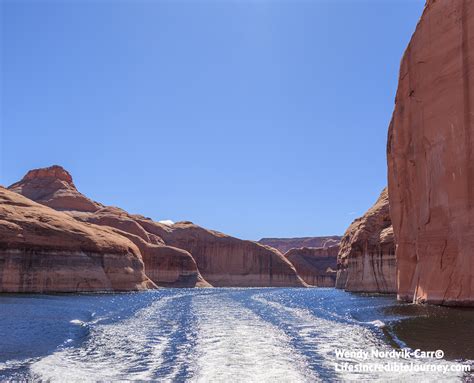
[1,0,425,240]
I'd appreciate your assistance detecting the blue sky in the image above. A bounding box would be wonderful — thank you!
[1,0,424,240]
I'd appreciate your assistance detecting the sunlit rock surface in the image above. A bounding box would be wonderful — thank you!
[0,187,154,293]
[9,166,209,288]
[10,166,306,287]
[336,188,396,293]
[132,219,307,287]
[387,0,474,305]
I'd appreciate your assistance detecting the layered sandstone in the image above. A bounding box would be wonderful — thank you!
[387,0,474,305]
[335,188,396,293]
[9,165,101,212]
[70,209,209,287]
[10,166,306,287]
[9,166,209,288]
[134,219,307,287]
[258,236,342,254]
[284,245,338,287]
[0,187,155,293]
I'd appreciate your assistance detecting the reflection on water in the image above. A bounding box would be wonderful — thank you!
[0,288,472,382]
[385,303,474,361]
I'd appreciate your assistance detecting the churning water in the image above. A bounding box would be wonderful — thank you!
[0,288,473,382]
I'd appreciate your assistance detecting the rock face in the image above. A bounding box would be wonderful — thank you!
[9,165,101,212]
[284,245,338,287]
[0,187,155,293]
[387,0,474,305]
[10,166,306,287]
[258,236,342,254]
[335,188,396,293]
[70,209,210,288]
[9,166,209,288]
[134,220,307,287]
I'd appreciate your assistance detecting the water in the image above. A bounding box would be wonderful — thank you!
[0,288,473,382]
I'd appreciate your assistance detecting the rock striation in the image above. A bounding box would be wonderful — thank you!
[134,220,307,287]
[258,236,342,254]
[9,166,209,288]
[387,0,474,305]
[9,165,101,212]
[0,187,155,293]
[10,166,306,287]
[70,208,210,288]
[284,245,339,287]
[335,188,396,293]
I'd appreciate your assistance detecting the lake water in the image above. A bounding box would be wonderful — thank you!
[0,288,473,382]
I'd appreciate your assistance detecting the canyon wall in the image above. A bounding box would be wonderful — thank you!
[335,188,396,293]
[131,219,307,287]
[0,187,155,293]
[70,209,210,288]
[9,166,209,288]
[258,236,341,254]
[284,245,338,287]
[387,0,474,305]
[10,166,306,288]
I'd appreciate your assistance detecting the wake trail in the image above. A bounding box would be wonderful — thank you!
[190,291,318,383]
[247,290,466,382]
[29,292,190,382]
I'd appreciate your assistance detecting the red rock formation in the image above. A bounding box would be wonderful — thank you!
[258,236,342,254]
[335,188,396,293]
[387,0,474,305]
[10,166,306,287]
[0,187,155,293]
[284,245,338,287]
[9,166,209,288]
[106,228,209,288]
[9,165,101,212]
[74,214,209,287]
[71,208,210,287]
[134,219,307,287]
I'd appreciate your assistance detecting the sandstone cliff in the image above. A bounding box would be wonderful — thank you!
[70,209,210,288]
[0,187,155,293]
[10,166,306,287]
[387,0,474,305]
[258,236,341,254]
[335,188,396,293]
[134,219,307,287]
[284,245,338,287]
[9,166,209,288]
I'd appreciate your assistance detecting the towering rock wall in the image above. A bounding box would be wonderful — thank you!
[0,187,155,293]
[284,245,338,287]
[387,0,474,305]
[335,188,396,293]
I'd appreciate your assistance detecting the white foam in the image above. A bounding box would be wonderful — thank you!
[366,319,386,328]
[190,294,317,383]
[69,319,85,326]
[24,290,468,382]
[252,292,466,381]
[30,294,183,382]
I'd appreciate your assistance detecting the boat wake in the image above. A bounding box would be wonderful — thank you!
[0,288,470,382]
